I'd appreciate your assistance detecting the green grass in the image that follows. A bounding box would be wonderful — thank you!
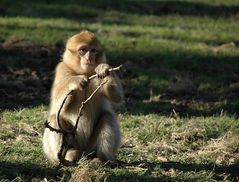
[1,108,239,181]
[1,0,239,181]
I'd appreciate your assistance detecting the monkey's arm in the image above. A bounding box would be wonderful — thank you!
[101,72,124,104]
[94,64,124,103]
[51,62,87,111]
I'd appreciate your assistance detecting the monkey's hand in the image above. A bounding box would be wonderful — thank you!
[79,76,89,89]
[95,64,111,79]
[69,75,89,91]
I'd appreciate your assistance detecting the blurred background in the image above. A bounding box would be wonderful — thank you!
[0,0,239,116]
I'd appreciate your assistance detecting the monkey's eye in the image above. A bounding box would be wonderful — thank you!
[91,48,97,53]
[78,47,87,55]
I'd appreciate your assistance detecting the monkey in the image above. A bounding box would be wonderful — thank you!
[42,30,124,165]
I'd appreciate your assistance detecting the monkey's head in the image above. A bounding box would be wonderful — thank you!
[63,30,106,75]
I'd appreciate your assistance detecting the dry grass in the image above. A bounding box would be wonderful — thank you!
[69,158,107,182]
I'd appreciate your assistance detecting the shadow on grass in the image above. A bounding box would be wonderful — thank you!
[118,49,239,116]
[0,160,238,181]
[123,160,239,181]
[1,40,239,117]
[107,174,170,182]
[125,92,239,117]
[0,0,238,22]
[160,161,239,181]
[0,161,70,181]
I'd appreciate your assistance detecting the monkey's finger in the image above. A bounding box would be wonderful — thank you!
[102,72,106,78]
[97,73,104,79]
[100,69,110,79]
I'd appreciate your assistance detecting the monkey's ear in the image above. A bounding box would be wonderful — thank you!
[80,30,93,35]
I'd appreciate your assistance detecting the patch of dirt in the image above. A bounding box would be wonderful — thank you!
[0,39,64,109]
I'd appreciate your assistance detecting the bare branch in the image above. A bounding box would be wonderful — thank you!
[73,79,108,131]
[56,90,74,133]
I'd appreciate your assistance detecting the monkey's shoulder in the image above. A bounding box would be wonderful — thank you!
[55,62,73,74]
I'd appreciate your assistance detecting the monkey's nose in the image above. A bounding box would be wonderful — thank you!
[84,52,92,62]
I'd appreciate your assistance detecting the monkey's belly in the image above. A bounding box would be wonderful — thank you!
[72,102,99,150]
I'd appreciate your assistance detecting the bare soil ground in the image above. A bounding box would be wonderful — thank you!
[0,39,64,109]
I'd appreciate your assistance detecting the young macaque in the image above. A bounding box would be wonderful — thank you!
[43,31,124,165]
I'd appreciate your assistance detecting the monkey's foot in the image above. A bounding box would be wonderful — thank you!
[89,158,103,168]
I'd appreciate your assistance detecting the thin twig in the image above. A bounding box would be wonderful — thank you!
[56,90,74,133]
[44,90,74,134]
[73,79,108,132]
[44,121,69,134]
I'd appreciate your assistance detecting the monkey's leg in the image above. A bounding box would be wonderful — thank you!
[95,111,121,162]
[43,115,63,163]
[43,115,80,163]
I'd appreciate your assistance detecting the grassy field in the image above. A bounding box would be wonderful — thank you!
[1,0,239,181]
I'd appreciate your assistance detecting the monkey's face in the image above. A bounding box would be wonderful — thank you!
[77,44,100,72]
[65,31,105,74]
